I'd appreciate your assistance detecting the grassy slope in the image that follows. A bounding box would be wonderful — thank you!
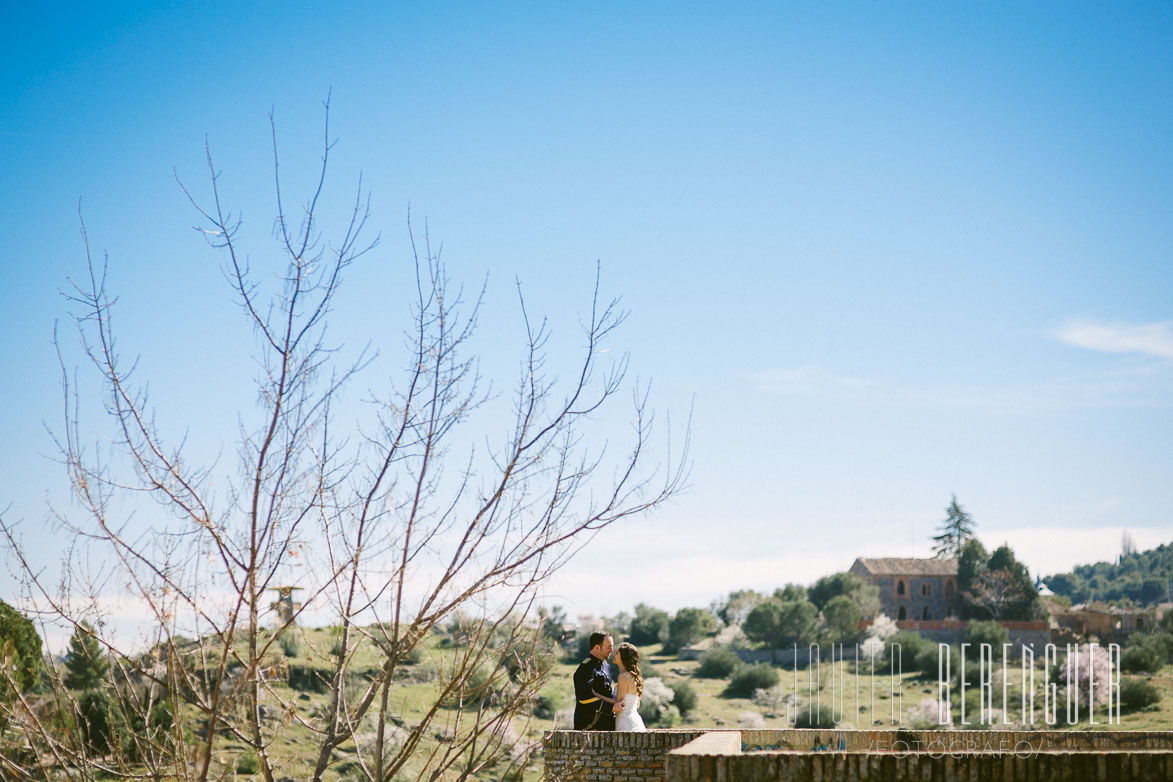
[202,632,1173,781]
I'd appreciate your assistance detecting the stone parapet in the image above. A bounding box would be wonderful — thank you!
[542,728,1173,782]
[665,749,1173,782]
[542,730,708,782]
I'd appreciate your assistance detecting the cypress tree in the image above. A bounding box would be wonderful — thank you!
[64,622,108,691]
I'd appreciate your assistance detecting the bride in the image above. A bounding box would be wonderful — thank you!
[612,642,646,732]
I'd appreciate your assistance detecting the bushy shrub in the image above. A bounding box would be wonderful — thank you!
[77,689,125,756]
[1121,642,1164,674]
[724,663,779,698]
[669,680,698,717]
[957,687,1002,728]
[911,642,945,676]
[1119,677,1161,712]
[277,631,300,658]
[1122,633,1172,674]
[288,664,331,693]
[1150,632,1173,663]
[885,631,931,673]
[533,692,565,720]
[652,704,681,727]
[963,621,1010,650]
[236,751,261,774]
[449,664,500,708]
[886,630,930,658]
[696,648,741,679]
[792,701,839,729]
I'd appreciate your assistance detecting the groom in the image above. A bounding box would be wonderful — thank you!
[573,631,618,730]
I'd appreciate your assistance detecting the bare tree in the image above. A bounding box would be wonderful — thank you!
[0,99,688,781]
[960,569,1031,621]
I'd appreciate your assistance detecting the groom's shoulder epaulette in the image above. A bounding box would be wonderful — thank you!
[581,658,592,665]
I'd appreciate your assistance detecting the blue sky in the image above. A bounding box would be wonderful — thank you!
[3,2,1172,631]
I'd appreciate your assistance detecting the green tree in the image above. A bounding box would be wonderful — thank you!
[629,603,671,646]
[822,595,861,644]
[664,608,718,653]
[743,600,818,647]
[960,543,1042,621]
[807,572,879,617]
[539,606,569,642]
[932,494,975,559]
[773,583,807,602]
[955,539,990,619]
[0,599,44,696]
[64,622,108,691]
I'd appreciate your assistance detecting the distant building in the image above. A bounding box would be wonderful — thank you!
[849,557,958,621]
[1078,603,1153,643]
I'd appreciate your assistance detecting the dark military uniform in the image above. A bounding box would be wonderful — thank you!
[572,654,615,730]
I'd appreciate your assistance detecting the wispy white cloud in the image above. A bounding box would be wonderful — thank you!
[1055,319,1173,361]
[747,365,875,396]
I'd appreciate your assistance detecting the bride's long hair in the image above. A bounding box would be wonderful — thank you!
[617,642,643,696]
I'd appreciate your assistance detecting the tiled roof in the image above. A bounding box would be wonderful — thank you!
[852,557,958,576]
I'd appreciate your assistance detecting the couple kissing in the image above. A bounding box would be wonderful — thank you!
[572,632,646,732]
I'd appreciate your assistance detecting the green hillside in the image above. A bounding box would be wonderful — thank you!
[1044,542,1173,606]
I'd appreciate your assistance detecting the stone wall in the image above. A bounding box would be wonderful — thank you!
[542,730,709,782]
[665,748,1173,782]
[737,727,1173,751]
[543,729,1173,782]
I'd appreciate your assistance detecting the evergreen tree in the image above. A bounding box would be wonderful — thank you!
[0,599,44,696]
[955,538,990,619]
[932,494,975,559]
[64,622,108,691]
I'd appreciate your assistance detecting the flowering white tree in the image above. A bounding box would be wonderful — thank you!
[1062,643,1113,709]
[860,613,898,662]
[906,696,950,728]
[638,677,676,724]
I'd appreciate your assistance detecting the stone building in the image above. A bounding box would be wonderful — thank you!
[849,557,958,621]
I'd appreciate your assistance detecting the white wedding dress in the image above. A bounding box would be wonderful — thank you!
[615,693,646,732]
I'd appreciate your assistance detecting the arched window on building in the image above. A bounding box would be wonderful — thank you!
[922,606,931,620]
[897,606,907,620]
[945,580,955,598]
[897,580,906,596]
